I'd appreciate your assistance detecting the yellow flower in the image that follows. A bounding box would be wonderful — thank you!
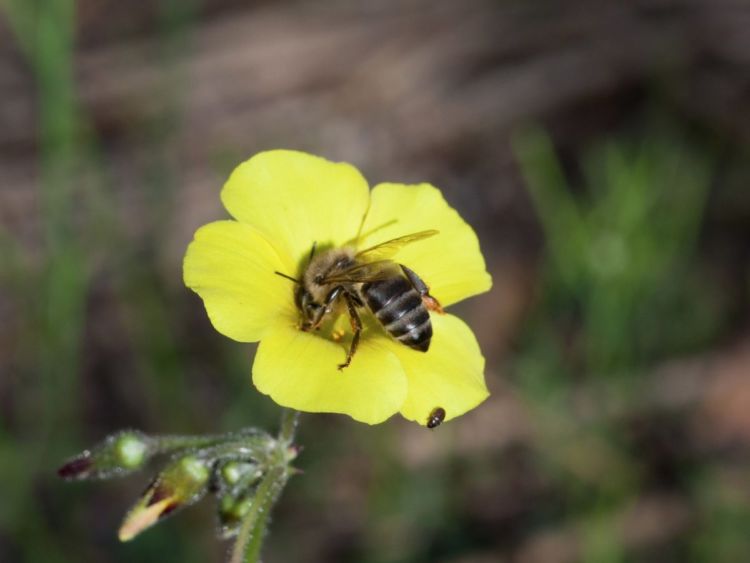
[183,150,491,425]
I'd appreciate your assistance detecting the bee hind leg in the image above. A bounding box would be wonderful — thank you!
[400,264,444,314]
[338,294,361,371]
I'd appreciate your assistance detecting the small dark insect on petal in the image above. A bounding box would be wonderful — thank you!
[426,407,446,429]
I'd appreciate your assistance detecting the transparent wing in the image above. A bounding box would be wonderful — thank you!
[355,230,439,262]
[320,260,400,284]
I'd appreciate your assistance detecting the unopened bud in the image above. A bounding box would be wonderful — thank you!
[217,460,261,493]
[217,492,255,539]
[221,461,251,485]
[58,431,153,480]
[118,455,210,542]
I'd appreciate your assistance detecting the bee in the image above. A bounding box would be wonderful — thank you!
[426,407,446,428]
[275,230,444,370]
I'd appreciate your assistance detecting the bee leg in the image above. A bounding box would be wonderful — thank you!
[400,264,444,314]
[309,286,343,330]
[338,294,361,371]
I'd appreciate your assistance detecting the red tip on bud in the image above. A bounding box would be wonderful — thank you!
[57,455,94,479]
[57,431,153,481]
[118,456,210,542]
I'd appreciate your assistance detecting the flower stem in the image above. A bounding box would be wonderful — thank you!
[229,409,299,563]
[155,428,266,452]
[278,409,300,445]
[230,466,287,563]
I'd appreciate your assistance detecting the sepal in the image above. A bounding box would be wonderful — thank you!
[57,431,153,481]
[118,455,211,541]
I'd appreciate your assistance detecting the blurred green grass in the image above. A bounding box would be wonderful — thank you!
[512,124,732,563]
[2,1,750,562]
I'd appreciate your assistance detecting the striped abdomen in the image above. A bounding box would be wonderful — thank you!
[362,277,432,352]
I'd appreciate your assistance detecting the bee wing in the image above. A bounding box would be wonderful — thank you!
[320,260,400,284]
[355,230,439,261]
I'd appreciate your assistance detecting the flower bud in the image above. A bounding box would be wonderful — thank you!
[221,461,253,485]
[217,460,261,493]
[118,455,211,542]
[58,431,153,480]
[217,492,255,539]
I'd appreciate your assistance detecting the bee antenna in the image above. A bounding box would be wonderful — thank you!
[308,242,317,264]
[274,271,301,284]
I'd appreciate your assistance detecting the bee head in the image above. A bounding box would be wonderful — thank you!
[295,285,321,327]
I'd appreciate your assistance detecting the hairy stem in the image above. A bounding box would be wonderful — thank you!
[229,409,300,563]
[155,428,268,454]
[278,409,300,446]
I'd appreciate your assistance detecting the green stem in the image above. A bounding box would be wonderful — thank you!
[229,410,300,563]
[278,409,300,446]
[155,428,267,453]
[232,466,288,563]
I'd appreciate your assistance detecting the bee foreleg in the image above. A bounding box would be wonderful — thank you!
[338,293,361,371]
[400,264,444,314]
[310,286,343,330]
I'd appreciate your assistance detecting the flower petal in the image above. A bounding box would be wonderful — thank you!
[221,150,370,271]
[183,221,296,342]
[253,323,408,424]
[389,314,489,425]
[360,183,491,307]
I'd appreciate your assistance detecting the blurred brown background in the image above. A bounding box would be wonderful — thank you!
[2,0,750,562]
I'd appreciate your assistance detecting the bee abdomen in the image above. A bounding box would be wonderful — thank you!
[363,278,432,352]
[394,316,432,351]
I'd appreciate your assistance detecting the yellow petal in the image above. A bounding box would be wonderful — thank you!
[253,323,408,424]
[390,314,489,425]
[221,150,370,271]
[183,221,296,342]
[118,497,175,542]
[359,183,491,307]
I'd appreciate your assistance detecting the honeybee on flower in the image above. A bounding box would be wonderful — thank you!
[277,228,444,370]
[184,150,491,426]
